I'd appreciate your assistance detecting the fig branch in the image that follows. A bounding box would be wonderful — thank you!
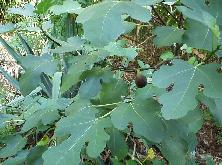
[161,3,182,27]
[151,5,166,26]
[112,56,180,73]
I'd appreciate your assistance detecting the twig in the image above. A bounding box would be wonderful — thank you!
[135,24,152,27]
[137,35,155,47]
[39,27,79,56]
[128,154,143,165]
[132,140,137,160]
[151,6,166,26]
[125,131,131,142]
[161,3,181,26]
[175,13,184,56]
[152,16,164,25]
[204,45,221,63]
[178,13,184,29]
[39,26,61,46]
[76,50,82,56]
[112,56,180,72]
[174,43,181,57]
[121,35,137,43]
[38,18,80,56]
[97,107,118,120]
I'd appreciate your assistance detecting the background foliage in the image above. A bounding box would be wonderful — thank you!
[0,0,222,164]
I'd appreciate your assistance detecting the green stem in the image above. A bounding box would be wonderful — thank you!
[204,45,221,63]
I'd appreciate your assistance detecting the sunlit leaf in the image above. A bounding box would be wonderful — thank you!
[153,60,222,119]
[153,26,185,47]
[43,107,111,164]
[111,98,165,143]
[77,1,151,46]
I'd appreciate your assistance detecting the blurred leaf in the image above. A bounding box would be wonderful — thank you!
[0,135,26,158]
[212,99,222,124]
[40,72,52,97]
[183,19,218,51]
[126,160,137,165]
[0,23,15,33]
[111,98,165,143]
[152,159,165,165]
[153,26,185,47]
[135,84,165,100]
[0,114,16,128]
[132,0,162,5]
[179,109,203,133]
[3,150,29,165]
[17,33,35,55]
[161,137,187,165]
[99,79,128,107]
[107,128,128,159]
[19,54,57,95]
[79,77,101,99]
[35,0,56,14]
[49,0,83,15]
[153,60,222,119]
[123,21,136,34]
[43,107,111,164]
[8,4,35,17]
[61,54,99,93]
[111,158,124,165]
[51,37,84,53]
[0,36,23,63]
[26,146,47,165]
[42,21,53,31]
[0,67,20,91]
[77,1,151,46]
[104,40,138,60]
[178,0,220,37]
[21,98,70,132]
[52,72,62,99]
[25,26,41,32]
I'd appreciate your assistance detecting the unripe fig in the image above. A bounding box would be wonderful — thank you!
[135,74,147,88]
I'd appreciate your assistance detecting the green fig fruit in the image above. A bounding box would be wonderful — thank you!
[135,74,147,88]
